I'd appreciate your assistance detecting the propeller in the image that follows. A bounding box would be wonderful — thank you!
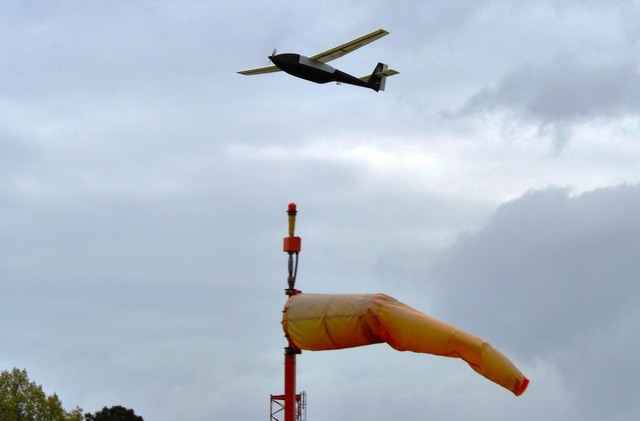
[268,47,277,63]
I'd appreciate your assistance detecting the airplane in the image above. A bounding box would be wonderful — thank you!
[237,29,399,92]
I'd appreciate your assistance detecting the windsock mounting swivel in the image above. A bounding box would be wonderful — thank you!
[283,202,301,295]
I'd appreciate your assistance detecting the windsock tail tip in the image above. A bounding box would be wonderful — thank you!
[513,377,529,396]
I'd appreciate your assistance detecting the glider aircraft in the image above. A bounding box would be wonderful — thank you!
[237,28,399,91]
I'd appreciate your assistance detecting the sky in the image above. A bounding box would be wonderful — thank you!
[2,1,640,420]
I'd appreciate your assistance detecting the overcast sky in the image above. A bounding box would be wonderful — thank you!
[2,1,640,420]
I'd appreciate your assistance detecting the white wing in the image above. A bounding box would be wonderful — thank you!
[310,29,389,63]
[237,65,281,75]
[237,28,389,75]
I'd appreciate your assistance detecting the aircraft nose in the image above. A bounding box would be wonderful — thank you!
[268,53,297,68]
[269,54,283,65]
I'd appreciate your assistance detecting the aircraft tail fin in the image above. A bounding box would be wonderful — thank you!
[361,62,399,91]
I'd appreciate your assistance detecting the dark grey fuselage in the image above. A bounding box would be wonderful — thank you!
[270,53,374,90]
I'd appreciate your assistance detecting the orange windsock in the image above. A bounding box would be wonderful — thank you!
[282,293,529,396]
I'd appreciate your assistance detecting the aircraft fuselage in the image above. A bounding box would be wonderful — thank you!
[269,53,373,90]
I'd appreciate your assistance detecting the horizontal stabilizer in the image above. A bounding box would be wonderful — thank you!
[359,68,399,81]
[360,63,399,92]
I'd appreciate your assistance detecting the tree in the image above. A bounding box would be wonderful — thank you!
[0,367,83,421]
[84,405,144,421]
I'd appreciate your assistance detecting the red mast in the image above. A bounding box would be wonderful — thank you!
[270,203,306,421]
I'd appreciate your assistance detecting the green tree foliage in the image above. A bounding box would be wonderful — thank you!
[0,368,83,421]
[84,405,144,421]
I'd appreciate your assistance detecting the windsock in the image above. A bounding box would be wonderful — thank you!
[282,293,529,396]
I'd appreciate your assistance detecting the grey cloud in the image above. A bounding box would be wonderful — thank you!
[4,1,640,420]
[428,184,640,420]
[463,59,640,121]
[457,57,640,148]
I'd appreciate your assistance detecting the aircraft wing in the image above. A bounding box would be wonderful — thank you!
[237,64,281,75]
[310,28,389,63]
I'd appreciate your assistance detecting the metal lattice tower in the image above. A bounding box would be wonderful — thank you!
[270,391,306,421]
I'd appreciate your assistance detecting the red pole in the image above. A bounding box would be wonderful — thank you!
[283,202,302,421]
[284,348,298,421]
